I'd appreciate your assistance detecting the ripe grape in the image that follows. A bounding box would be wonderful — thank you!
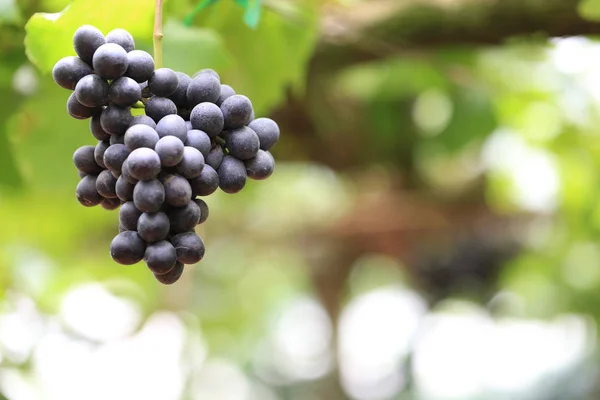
[193,69,220,80]
[189,165,219,197]
[73,25,105,65]
[110,231,146,265]
[155,136,185,167]
[149,68,179,97]
[73,145,102,175]
[171,232,205,264]
[109,77,142,107]
[116,175,136,201]
[190,102,224,137]
[175,147,204,179]
[109,134,125,146]
[248,118,280,150]
[74,74,109,107]
[121,159,138,184]
[223,126,260,160]
[156,114,187,142]
[169,72,191,107]
[217,84,235,106]
[103,143,130,176]
[145,240,177,275]
[94,140,110,168]
[137,212,170,242]
[187,73,221,107]
[133,179,165,213]
[76,175,102,207]
[245,150,275,180]
[52,56,93,90]
[205,144,224,170]
[125,50,155,83]
[96,169,118,198]
[186,129,211,157]
[221,95,253,129]
[90,112,111,141]
[153,261,184,284]
[218,155,247,194]
[163,174,192,207]
[168,201,201,233]
[93,43,129,80]
[130,114,157,129]
[124,124,160,151]
[195,198,209,224]
[67,92,98,120]
[106,28,135,52]
[127,148,161,181]
[101,197,121,210]
[119,201,142,231]
[100,104,133,135]
[145,96,177,123]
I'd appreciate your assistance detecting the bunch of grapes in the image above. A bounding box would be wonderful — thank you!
[53,25,280,284]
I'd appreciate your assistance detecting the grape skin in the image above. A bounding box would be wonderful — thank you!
[116,175,136,202]
[109,77,142,107]
[187,73,221,107]
[156,114,188,142]
[53,56,93,90]
[145,240,177,275]
[101,197,121,210]
[76,175,102,207]
[100,105,133,135]
[189,165,219,197]
[74,74,109,107]
[127,148,162,181]
[169,72,191,107]
[125,50,155,83]
[163,174,192,207]
[193,69,220,81]
[73,25,105,65]
[186,129,211,157]
[110,134,125,146]
[175,147,205,179]
[110,231,146,265]
[74,145,102,175]
[137,211,170,242]
[121,159,138,184]
[248,118,280,151]
[124,124,160,151]
[106,28,135,52]
[216,84,235,106]
[155,136,185,167]
[223,126,260,160]
[130,114,157,129]
[205,145,225,170]
[90,112,111,141]
[149,68,179,97]
[133,179,165,213]
[245,150,275,180]
[67,92,98,120]
[93,43,129,80]
[96,169,118,198]
[171,232,205,264]
[218,155,247,194]
[195,199,209,224]
[94,141,109,169]
[154,261,184,284]
[220,95,253,129]
[103,143,130,177]
[119,201,142,231]
[168,201,201,233]
[190,102,224,137]
[145,97,177,123]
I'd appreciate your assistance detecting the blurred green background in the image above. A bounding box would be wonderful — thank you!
[3,0,600,398]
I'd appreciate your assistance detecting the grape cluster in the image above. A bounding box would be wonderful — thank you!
[53,25,280,284]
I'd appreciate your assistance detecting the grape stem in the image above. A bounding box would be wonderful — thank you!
[153,0,164,69]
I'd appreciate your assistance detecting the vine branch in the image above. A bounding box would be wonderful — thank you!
[153,0,164,69]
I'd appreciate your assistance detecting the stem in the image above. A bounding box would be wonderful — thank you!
[153,0,164,69]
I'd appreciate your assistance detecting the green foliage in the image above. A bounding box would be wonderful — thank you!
[25,0,155,73]
[578,0,600,21]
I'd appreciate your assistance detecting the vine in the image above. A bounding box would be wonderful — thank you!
[153,0,164,69]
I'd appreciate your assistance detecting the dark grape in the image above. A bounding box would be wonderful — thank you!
[145,240,177,275]
[109,77,142,107]
[171,232,205,264]
[137,212,170,242]
[186,129,211,157]
[125,50,155,83]
[103,143,130,176]
[127,147,161,181]
[110,134,125,146]
[92,43,129,80]
[168,201,201,233]
[245,150,275,180]
[216,84,235,106]
[185,120,192,131]
[155,136,185,167]
[221,95,253,129]
[195,198,209,224]
[218,155,247,194]
[223,126,260,160]
[175,147,204,179]
[154,261,184,285]
[106,28,135,52]
[193,69,220,81]
[205,145,224,170]
[110,231,146,265]
[156,114,188,143]
[124,124,159,151]
[96,169,118,198]
[52,56,93,90]
[121,159,138,184]
[100,104,132,134]
[119,201,142,231]
[90,111,110,141]
[94,140,110,168]
[190,102,224,137]
[248,118,280,150]
[133,179,165,213]
[189,165,219,197]
[130,114,157,129]
[101,197,121,210]
[163,174,192,207]
[73,145,102,175]
[116,174,135,201]
[76,175,102,207]
[148,68,178,97]
[187,73,221,107]
[73,25,105,65]
[145,96,177,123]
[78,170,87,179]
[74,74,109,107]
[119,224,126,233]
[169,72,191,107]
[67,92,98,119]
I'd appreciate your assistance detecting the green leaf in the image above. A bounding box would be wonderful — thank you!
[235,0,262,28]
[162,19,231,75]
[25,0,155,73]
[578,0,600,21]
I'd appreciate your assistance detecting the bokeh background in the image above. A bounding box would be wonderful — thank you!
[3,0,600,399]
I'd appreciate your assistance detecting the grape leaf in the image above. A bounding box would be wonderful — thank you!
[578,0,600,21]
[25,0,155,73]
